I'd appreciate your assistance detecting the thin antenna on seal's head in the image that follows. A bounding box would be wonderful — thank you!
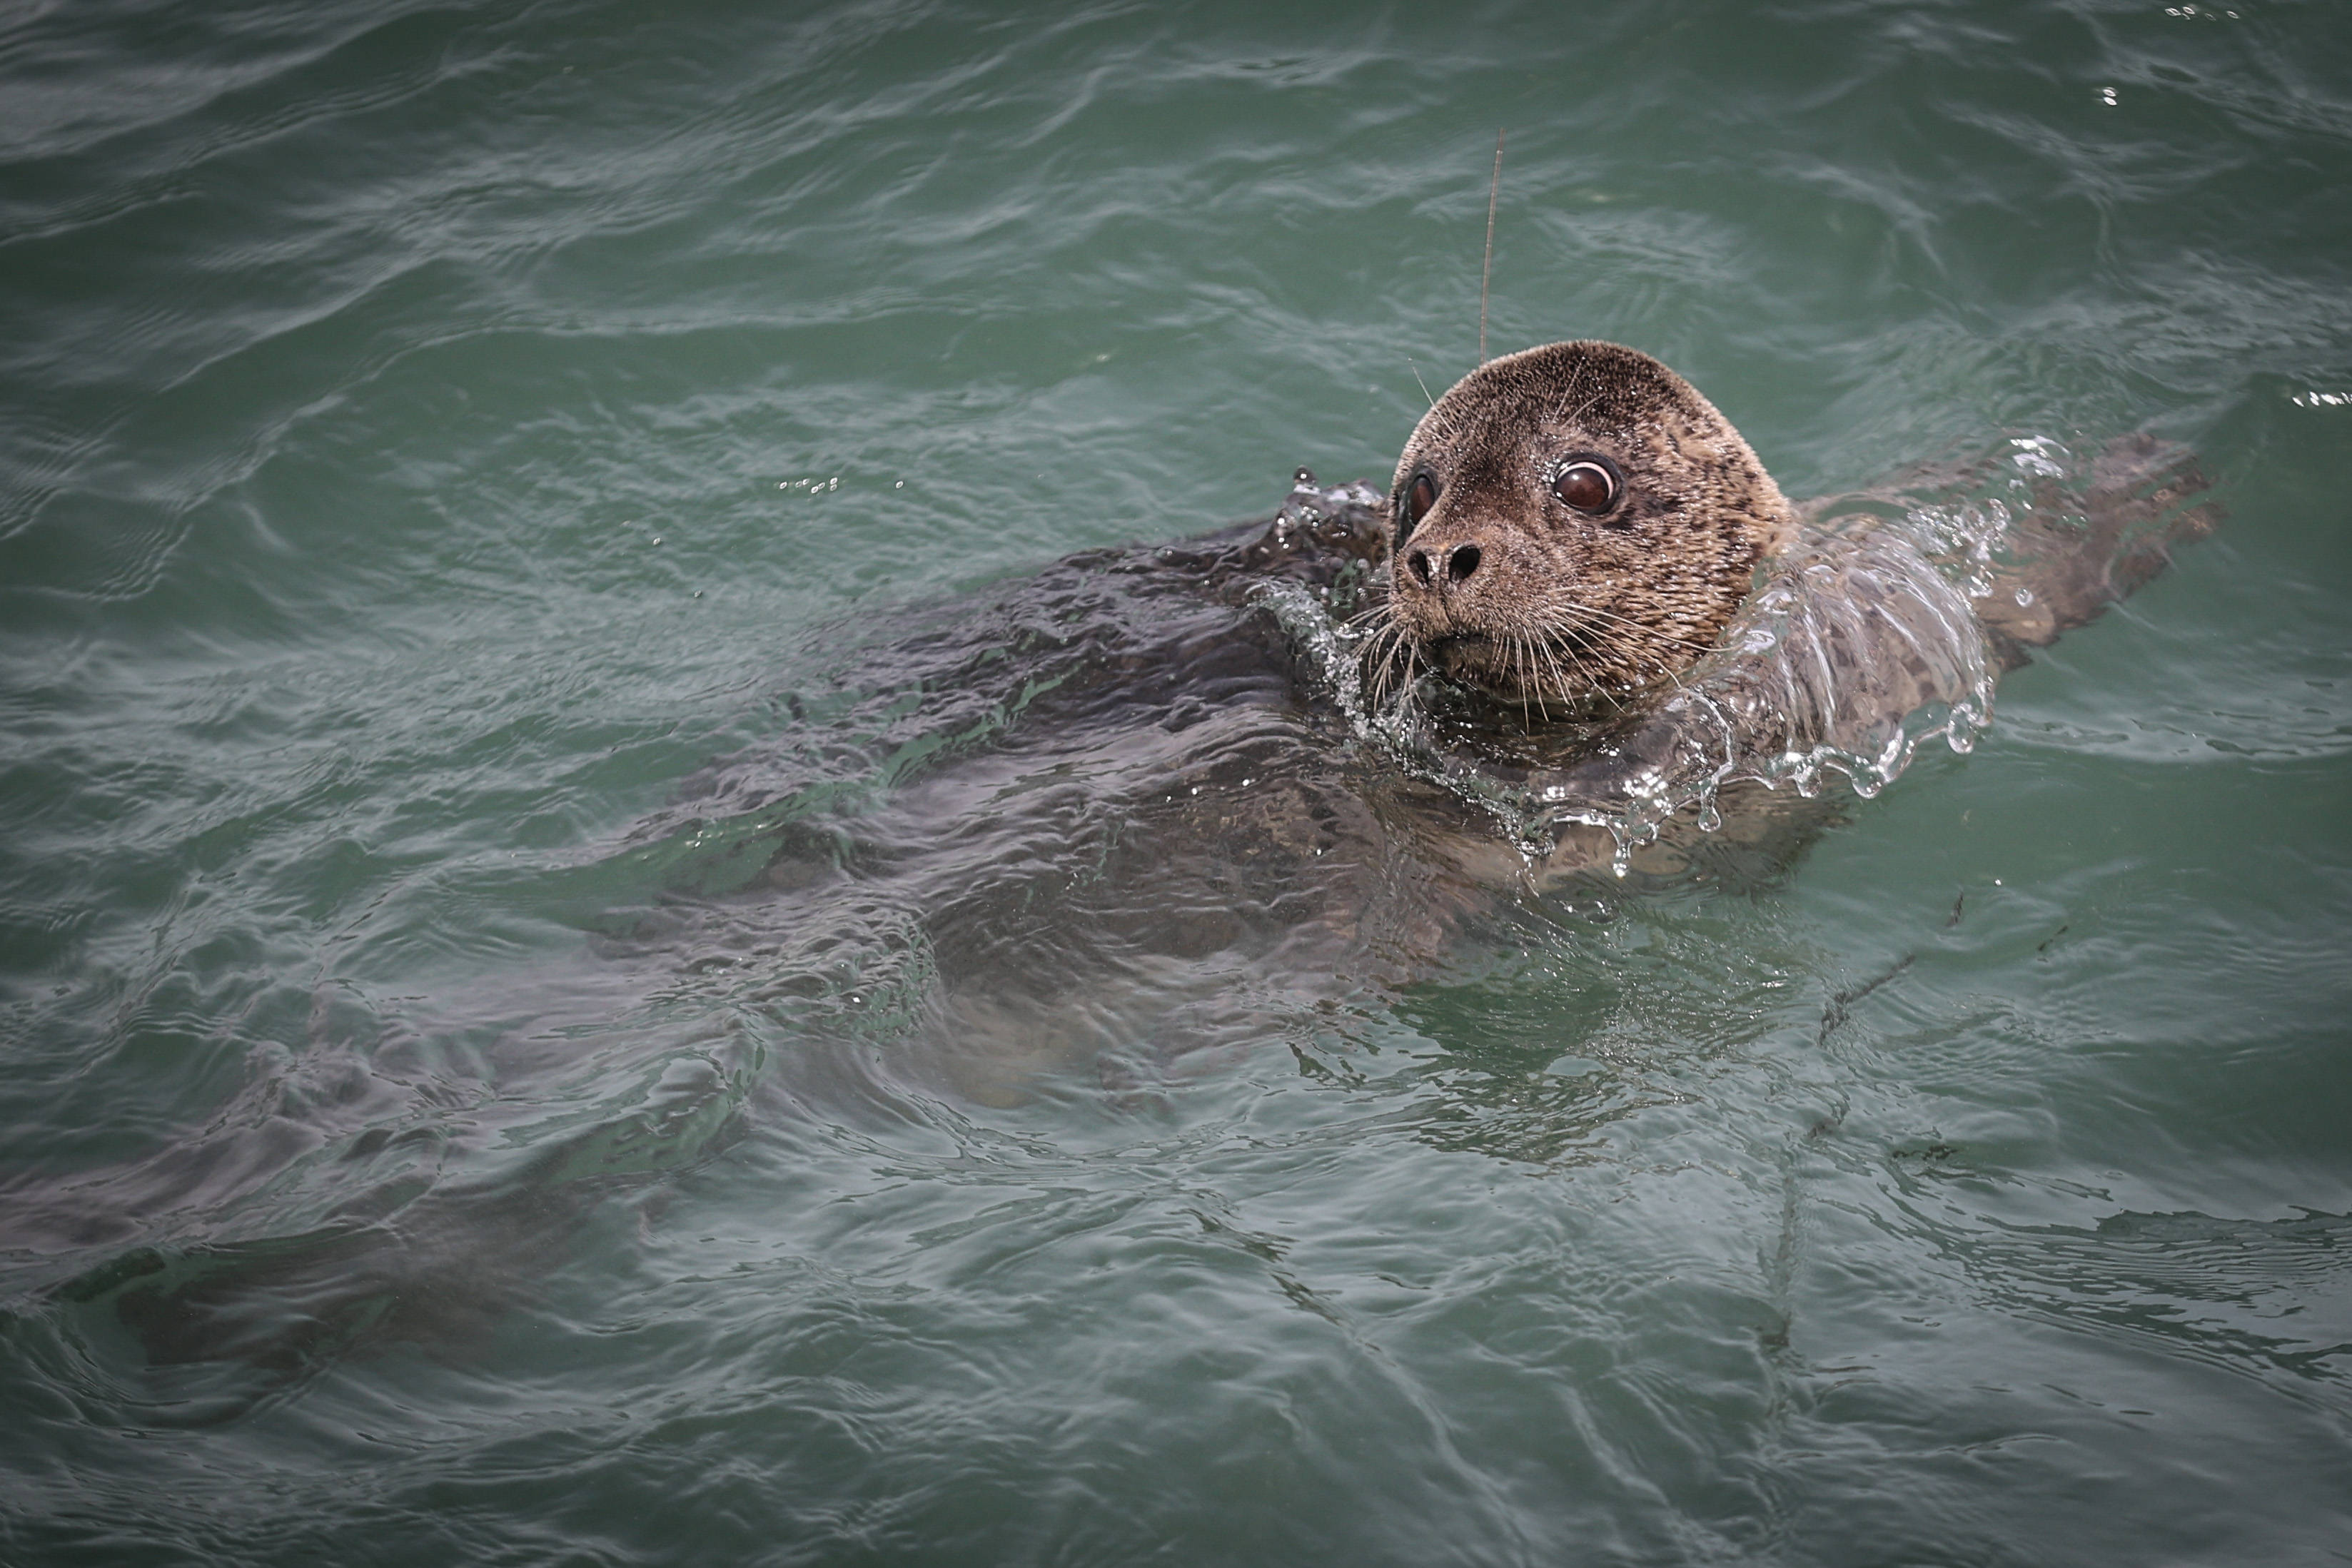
[1479,128,1505,364]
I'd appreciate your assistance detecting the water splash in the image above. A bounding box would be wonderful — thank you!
[1271,476,2017,874]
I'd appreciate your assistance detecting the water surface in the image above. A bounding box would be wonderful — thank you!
[3,1,2350,1562]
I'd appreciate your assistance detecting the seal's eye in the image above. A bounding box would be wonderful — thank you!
[1553,457,1620,515]
[1398,472,1440,541]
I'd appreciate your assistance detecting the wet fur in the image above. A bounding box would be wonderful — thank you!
[1364,341,1799,712]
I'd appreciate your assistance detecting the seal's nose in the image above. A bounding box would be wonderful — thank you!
[1405,542,1484,589]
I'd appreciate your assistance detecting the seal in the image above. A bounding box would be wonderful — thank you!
[1367,340,1799,712]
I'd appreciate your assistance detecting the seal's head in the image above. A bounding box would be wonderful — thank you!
[1373,340,1797,712]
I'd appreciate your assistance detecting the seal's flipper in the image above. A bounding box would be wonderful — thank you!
[1970,433,2220,659]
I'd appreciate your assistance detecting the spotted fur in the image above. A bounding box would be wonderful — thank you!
[1363,340,1797,714]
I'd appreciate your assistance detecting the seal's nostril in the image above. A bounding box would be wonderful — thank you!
[1447,544,1481,582]
[1408,549,1434,585]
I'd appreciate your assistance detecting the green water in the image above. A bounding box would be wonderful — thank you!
[4,1,2350,1562]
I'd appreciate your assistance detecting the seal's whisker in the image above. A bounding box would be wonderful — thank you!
[1513,632,1535,727]
[1548,597,1722,652]
[1359,618,1407,705]
[1525,632,1558,723]
[1538,631,1594,701]
[1543,632,1630,714]
[1546,602,1702,644]
[1381,629,1413,706]
[1348,602,1393,649]
[1361,611,1430,716]
[1550,354,1598,426]
[1554,627,1627,699]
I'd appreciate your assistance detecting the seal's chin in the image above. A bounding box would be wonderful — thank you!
[1406,629,1650,720]
[1423,633,1505,687]
[1420,632,1556,705]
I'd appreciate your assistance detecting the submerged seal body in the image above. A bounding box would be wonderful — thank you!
[588,337,2214,1111]
[461,345,2221,1102]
